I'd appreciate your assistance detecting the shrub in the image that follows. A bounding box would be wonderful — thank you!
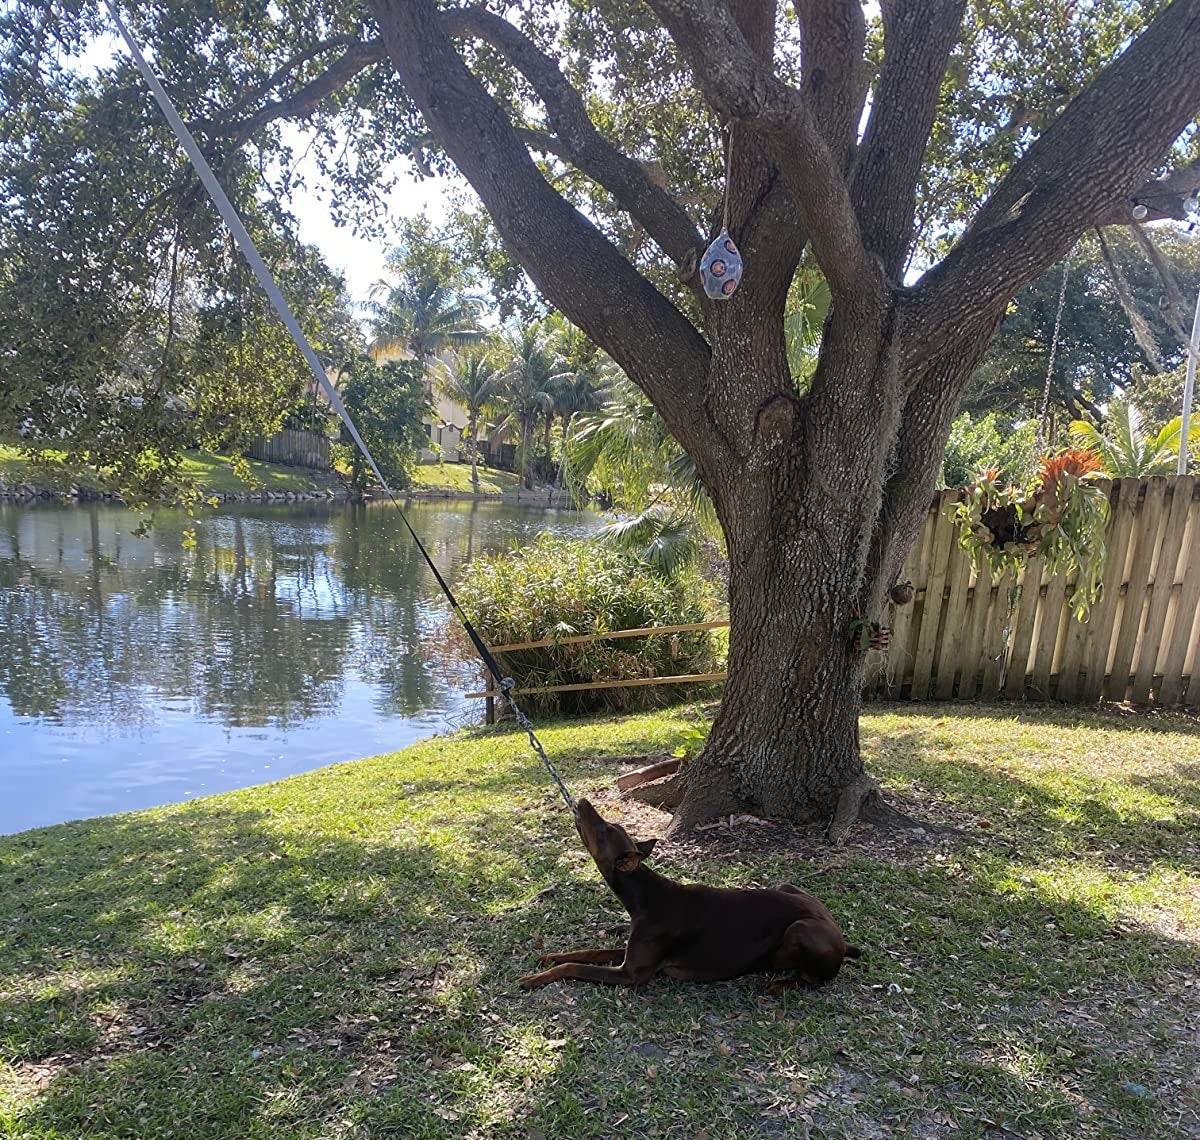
[451,536,720,715]
[941,411,1038,489]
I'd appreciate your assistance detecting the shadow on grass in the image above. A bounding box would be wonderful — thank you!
[1,729,1197,1138]
[869,721,1200,876]
[868,699,1200,736]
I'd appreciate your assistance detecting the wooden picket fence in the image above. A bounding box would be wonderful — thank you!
[246,428,331,470]
[866,475,1200,708]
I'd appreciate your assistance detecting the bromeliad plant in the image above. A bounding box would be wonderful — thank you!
[955,450,1109,620]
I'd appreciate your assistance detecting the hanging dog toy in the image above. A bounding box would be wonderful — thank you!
[699,123,743,300]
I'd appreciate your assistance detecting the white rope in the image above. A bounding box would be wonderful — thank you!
[103,0,392,497]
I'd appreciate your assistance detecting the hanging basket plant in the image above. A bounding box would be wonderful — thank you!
[955,450,1109,620]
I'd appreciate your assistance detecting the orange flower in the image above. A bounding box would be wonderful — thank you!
[1039,449,1101,484]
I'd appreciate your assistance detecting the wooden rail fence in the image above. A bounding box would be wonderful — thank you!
[468,476,1200,709]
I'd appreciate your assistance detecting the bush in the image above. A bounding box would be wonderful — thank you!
[451,537,720,715]
[941,411,1038,488]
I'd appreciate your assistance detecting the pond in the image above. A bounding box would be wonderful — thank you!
[0,500,599,835]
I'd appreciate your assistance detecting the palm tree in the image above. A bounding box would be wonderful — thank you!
[365,274,486,363]
[434,347,504,489]
[546,317,617,486]
[496,326,569,489]
[1069,400,1200,477]
[785,267,830,389]
[564,376,713,523]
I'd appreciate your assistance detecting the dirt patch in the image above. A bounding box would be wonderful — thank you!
[592,777,984,871]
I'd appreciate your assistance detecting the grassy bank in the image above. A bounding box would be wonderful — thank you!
[0,445,343,497]
[410,460,522,495]
[1,705,1197,1138]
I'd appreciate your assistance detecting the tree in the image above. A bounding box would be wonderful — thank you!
[0,16,357,504]
[1069,400,1200,476]
[434,347,504,489]
[969,229,1200,423]
[335,356,429,492]
[6,0,1200,834]
[545,315,618,485]
[941,411,1039,488]
[496,326,569,489]
[366,274,485,362]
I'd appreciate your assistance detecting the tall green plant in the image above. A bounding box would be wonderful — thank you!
[366,276,486,362]
[496,326,569,489]
[451,536,718,715]
[1068,400,1200,477]
[334,356,429,492]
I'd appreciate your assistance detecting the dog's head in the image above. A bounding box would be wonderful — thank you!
[574,798,656,876]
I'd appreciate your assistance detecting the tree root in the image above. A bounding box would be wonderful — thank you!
[622,771,687,811]
[826,774,927,846]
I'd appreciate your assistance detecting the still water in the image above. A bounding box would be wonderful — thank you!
[0,500,598,834]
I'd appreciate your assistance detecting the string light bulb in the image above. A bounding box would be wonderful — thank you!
[1131,201,1148,221]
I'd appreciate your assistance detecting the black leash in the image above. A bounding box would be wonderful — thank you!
[382,487,577,813]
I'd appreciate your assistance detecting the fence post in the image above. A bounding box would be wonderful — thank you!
[484,662,495,725]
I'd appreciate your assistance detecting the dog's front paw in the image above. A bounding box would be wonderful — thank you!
[517,971,550,990]
[538,952,561,967]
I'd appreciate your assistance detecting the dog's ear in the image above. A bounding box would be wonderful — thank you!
[614,848,646,873]
[636,838,657,860]
[844,945,863,960]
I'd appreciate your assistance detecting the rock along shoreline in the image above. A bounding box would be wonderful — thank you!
[0,480,579,509]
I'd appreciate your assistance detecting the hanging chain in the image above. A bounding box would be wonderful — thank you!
[1037,249,1074,448]
[721,122,734,232]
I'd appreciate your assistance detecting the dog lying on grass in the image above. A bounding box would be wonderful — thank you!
[519,798,860,992]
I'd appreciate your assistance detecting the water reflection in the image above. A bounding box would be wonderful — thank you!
[0,500,597,833]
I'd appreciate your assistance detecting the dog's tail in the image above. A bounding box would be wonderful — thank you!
[844,944,863,960]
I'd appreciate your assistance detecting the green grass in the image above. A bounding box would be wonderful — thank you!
[176,452,339,494]
[1,705,1197,1138]
[0,445,340,496]
[411,460,522,495]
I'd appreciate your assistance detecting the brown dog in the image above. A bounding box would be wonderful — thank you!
[519,799,860,991]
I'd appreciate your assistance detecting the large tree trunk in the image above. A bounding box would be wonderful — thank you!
[663,489,873,832]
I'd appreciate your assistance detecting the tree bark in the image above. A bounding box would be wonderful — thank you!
[670,530,868,832]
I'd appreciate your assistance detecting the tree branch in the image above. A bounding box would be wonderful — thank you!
[442,6,702,268]
[201,39,387,148]
[368,0,725,486]
[219,35,367,124]
[794,0,869,165]
[907,0,1200,363]
[1094,159,1200,226]
[851,0,967,278]
[645,0,874,300]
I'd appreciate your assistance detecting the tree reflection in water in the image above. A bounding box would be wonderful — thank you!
[0,500,596,832]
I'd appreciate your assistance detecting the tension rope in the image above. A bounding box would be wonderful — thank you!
[105,0,576,814]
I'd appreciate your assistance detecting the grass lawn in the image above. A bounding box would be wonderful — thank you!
[1,705,1197,1138]
[0,445,340,496]
[411,460,522,495]
[176,452,340,494]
